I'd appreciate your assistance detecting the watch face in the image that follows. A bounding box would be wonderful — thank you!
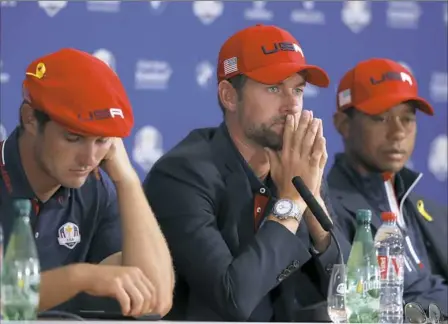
[276,200,292,215]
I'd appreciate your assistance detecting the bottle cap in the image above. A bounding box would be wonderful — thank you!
[12,199,32,216]
[356,209,372,223]
[381,212,397,222]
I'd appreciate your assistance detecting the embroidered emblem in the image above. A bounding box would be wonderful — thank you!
[26,62,46,79]
[57,222,81,249]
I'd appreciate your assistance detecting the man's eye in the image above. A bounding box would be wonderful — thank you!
[66,135,80,142]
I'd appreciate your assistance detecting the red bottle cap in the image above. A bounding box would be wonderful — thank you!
[381,212,397,222]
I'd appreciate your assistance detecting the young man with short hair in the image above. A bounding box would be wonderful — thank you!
[0,48,174,317]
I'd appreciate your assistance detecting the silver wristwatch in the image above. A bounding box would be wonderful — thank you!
[272,199,303,222]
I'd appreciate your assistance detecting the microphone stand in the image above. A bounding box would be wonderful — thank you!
[292,176,345,266]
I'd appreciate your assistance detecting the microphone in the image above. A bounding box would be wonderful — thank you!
[292,176,344,266]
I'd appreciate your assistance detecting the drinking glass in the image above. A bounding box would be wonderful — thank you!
[327,264,348,323]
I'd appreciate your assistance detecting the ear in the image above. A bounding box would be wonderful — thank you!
[218,80,238,114]
[20,103,39,136]
[333,111,351,140]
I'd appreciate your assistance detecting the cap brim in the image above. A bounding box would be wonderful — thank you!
[244,62,330,88]
[356,94,434,116]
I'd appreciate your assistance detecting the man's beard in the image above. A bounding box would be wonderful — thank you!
[244,118,286,151]
[237,102,286,151]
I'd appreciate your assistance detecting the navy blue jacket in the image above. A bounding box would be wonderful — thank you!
[327,153,448,315]
[143,123,352,322]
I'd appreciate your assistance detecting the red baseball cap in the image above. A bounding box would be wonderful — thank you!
[22,48,134,137]
[217,24,330,87]
[336,58,433,115]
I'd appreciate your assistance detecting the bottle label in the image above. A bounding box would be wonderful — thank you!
[347,277,380,298]
[378,255,404,279]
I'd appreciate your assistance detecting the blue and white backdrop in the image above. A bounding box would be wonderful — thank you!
[1,1,447,204]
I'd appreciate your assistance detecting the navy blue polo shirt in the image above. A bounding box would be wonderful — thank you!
[0,128,122,271]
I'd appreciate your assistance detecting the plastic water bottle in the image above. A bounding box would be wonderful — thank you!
[374,212,405,324]
[0,222,3,268]
[345,209,381,323]
[1,199,41,320]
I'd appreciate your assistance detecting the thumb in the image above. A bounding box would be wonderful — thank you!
[264,148,279,168]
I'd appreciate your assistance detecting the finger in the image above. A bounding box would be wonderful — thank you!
[265,147,281,168]
[308,112,314,134]
[300,118,320,157]
[281,114,295,160]
[317,118,323,138]
[318,138,328,169]
[140,274,156,314]
[294,112,300,131]
[123,276,145,317]
[293,110,312,155]
[115,284,132,316]
[311,119,323,156]
[134,277,154,315]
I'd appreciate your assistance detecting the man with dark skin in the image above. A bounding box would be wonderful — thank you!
[328,58,448,315]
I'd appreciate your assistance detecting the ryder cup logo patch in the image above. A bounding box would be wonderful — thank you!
[58,222,81,249]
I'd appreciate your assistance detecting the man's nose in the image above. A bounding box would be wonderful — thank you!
[76,144,97,167]
[281,91,301,115]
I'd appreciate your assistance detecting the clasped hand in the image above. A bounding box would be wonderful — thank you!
[266,110,327,203]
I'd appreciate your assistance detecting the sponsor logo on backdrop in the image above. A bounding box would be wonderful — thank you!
[0,61,10,84]
[430,72,448,103]
[86,0,120,13]
[0,124,7,141]
[428,134,448,182]
[341,0,371,33]
[38,1,67,17]
[244,1,273,21]
[92,49,116,72]
[291,1,325,25]
[132,125,164,172]
[148,1,168,15]
[386,1,421,29]
[135,60,172,90]
[304,84,319,98]
[1,1,17,7]
[196,61,214,89]
[193,1,223,25]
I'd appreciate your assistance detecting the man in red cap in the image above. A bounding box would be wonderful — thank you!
[143,24,351,321]
[0,48,174,317]
[328,58,448,315]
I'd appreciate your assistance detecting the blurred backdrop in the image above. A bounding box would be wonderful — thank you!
[0,1,447,204]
